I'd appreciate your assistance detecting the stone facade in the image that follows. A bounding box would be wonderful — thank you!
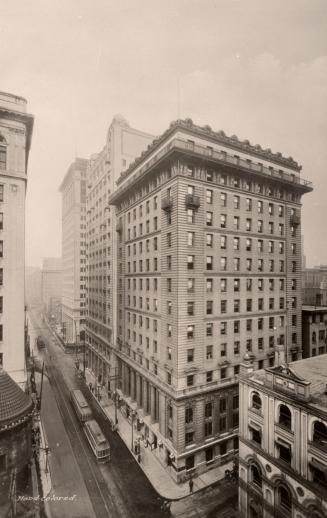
[109,119,312,482]
[0,91,34,386]
[302,305,327,358]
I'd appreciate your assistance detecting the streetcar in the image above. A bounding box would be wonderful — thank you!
[70,389,93,422]
[83,419,110,462]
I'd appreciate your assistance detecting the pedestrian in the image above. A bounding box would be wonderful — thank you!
[89,382,92,391]
[189,478,194,493]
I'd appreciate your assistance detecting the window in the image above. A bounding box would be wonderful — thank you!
[187,301,194,316]
[258,318,263,330]
[167,233,172,247]
[206,278,213,292]
[246,219,252,231]
[269,278,274,291]
[206,212,213,226]
[220,368,227,380]
[234,299,240,312]
[167,347,172,361]
[246,278,252,292]
[187,325,194,339]
[258,200,263,213]
[279,405,292,429]
[187,185,195,195]
[234,216,240,230]
[291,243,296,254]
[185,431,194,445]
[252,392,262,410]
[206,345,213,360]
[246,198,252,211]
[246,258,252,271]
[220,278,227,292]
[234,341,240,355]
[167,301,172,314]
[187,255,194,269]
[0,241,3,258]
[279,223,284,236]
[220,235,227,249]
[206,323,213,336]
[204,406,213,429]
[206,169,213,181]
[206,234,213,247]
[277,485,292,512]
[234,195,240,209]
[206,371,213,383]
[187,349,194,362]
[221,322,227,335]
[206,189,213,204]
[206,256,213,270]
[251,464,262,488]
[246,238,252,251]
[258,259,263,272]
[220,214,226,228]
[234,258,240,271]
[233,237,240,250]
[0,143,6,170]
[246,319,252,331]
[187,278,194,292]
[221,300,227,313]
[187,209,195,223]
[206,301,213,315]
[246,299,252,312]
[258,298,264,310]
[167,256,172,270]
[167,278,172,292]
[234,278,240,292]
[258,220,263,233]
[220,192,227,206]
[0,213,3,230]
[167,324,172,337]
[220,343,227,357]
[185,407,194,425]
[186,375,194,387]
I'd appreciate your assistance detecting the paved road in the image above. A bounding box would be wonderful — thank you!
[29,308,166,518]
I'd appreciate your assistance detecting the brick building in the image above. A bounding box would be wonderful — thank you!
[109,118,312,481]
[302,305,327,358]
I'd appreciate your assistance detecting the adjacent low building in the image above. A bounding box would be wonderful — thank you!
[302,305,327,358]
[302,266,327,306]
[239,354,327,518]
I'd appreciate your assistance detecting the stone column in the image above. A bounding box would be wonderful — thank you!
[143,379,148,414]
[131,370,136,401]
[136,373,141,406]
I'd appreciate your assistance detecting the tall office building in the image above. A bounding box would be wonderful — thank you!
[60,158,88,344]
[238,354,327,518]
[0,91,33,387]
[85,115,154,388]
[109,118,313,481]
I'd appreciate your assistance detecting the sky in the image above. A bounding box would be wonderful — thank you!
[1,0,326,267]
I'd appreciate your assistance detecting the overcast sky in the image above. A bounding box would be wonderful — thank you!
[1,0,326,267]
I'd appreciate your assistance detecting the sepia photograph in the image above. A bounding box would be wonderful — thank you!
[0,1,326,517]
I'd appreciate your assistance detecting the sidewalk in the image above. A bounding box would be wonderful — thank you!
[83,368,233,501]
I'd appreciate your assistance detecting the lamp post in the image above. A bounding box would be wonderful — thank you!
[131,410,136,452]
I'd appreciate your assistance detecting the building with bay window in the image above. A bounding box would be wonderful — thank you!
[109,118,312,482]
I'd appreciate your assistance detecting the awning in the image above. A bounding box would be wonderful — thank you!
[310,458,327,476]
[276,437,291,448]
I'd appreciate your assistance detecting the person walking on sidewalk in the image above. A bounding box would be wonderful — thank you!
[189,478,194,493]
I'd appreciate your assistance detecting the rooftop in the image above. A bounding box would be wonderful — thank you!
[0,369,33,428]
[302,305,327,312]
[251,354,327,412]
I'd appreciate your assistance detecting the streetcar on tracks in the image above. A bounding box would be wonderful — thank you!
[70,389,93,422]
[83,419,110,462]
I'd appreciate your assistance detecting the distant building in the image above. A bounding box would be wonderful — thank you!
[25,266,42,307]
[59,158,88,345]
[41,257,62,324]
[302,305,327,358]
[0,91,34,386]
[302,266,327,306]
[85,115,154,384]
[109,118,312,481]
[239,354,327,518]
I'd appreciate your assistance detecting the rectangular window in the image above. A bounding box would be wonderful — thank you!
[187,255,194,269]
[187,209,195,223]
[206,256,213,270]
[206,345,213,360]
[233,237,240,250]
[258,220,263,233]
[221,300,227,314]
[206,189,213,204]
[220,192,227,206]
[221,322,227,335]
[220,214,226,228]
[206,234,213,247]
[187,325,194,339]
[206,323,213,336]
[186,375,194,388]
[206,278,213,292]
[0,213,3,230]
[206,301,213,315]
[246,219,252,231]
[234,278,240,292]
[220,235,227,249]
[187,349,194,362]
[234,195,240,209]
[187,301,194,316]
[234,216,240,230]
[206,211,213,226]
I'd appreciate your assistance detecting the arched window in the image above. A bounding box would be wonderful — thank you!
[250,463,262,488]
[277,484,292,513]
[313,421,327,446]
[312,331,317,343]
[0,134,6,171]
[279,404,292,429]
[252,392,262,411]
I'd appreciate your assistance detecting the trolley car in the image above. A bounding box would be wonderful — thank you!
[83,419,110,462]
[70,389,92,422]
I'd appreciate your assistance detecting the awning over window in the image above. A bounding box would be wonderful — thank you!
[275,437,291,448]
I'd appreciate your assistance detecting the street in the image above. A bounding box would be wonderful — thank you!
[28,307,167,518]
